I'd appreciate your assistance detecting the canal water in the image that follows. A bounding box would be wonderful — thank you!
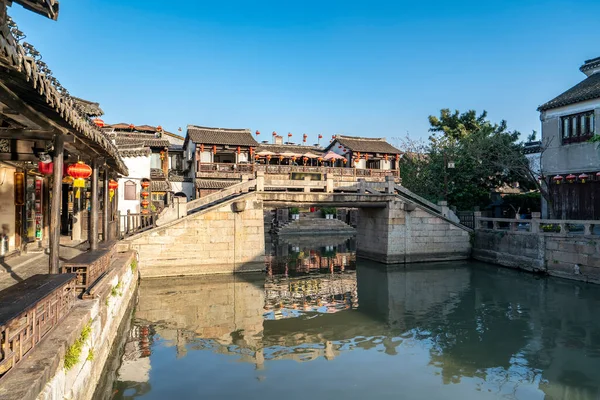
[94,235,600,400]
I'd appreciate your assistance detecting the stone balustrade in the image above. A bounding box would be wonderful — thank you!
[475,212,599,236]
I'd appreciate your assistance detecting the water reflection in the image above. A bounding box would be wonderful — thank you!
[96,238,600,400]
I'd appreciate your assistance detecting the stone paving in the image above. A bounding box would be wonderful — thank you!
[0,240,87,291]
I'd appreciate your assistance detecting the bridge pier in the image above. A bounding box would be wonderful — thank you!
[356,200,471,264]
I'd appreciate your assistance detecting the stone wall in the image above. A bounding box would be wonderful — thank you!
[473,229,600,284]
[121,193,265,277]
[0,252,138,400]
[357,200,471,264]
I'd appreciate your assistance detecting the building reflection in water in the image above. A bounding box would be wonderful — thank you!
[98,237,600,400]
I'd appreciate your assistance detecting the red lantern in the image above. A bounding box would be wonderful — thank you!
[279,155,284,161]
[108,180,119,190]
[579,173,589,183]
[141,209,149,215]
[237,146,241,155]
[256,130,260,136]
[141,180,150,189]
[200,144,205,153]
[212,145,217,154]
[272,131,277,137]
[288,133,292,138]
[342,158,347,164]
[395,154,400,161]
[128,124,135,130]
[365,154,369,161]
[384,154,389,162]
[566,174,576,184]
[160,150,165,160]
[250,147,254,156]
[38,161,53,175]
[156,125,162,131]
[140,191,149,198]
[553,175,563,185]
[92,118,104,128]
[292,156,297,162]
[303,134,307,143]
[141,199,150,208]
[67,161,92,199]
[267,155,272,161]
[318,134,323,139]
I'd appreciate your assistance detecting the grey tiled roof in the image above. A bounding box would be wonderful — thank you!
[195,179,238,189]
[150,180,171,192]
[325,135,401,154]
[186,125,258,146]
[538,71,600,111]
[114,134,170,148]
[150,168,166,180]
[119,148,151,158]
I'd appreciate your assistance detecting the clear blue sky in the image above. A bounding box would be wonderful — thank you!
[9,0,600,145]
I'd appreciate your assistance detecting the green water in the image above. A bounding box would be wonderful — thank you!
[94,238,600,400]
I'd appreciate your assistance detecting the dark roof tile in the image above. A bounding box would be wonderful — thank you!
[255,143,323,154]
[186,125,258,146]
[195,179,238,189]
[326,135,401,154]
[538,72,600,111]
[150,180,171,192]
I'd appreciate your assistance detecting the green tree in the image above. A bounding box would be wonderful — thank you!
[428,109,507,142]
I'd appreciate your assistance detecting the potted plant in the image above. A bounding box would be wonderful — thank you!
[290,207,300,220]
[321,207,337,220]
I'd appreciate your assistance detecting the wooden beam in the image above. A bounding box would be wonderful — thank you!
[0,153,38,161]
[0,130,77,143]
[102,168,109,241]
[89,158,99,250]
[49,135,64,274]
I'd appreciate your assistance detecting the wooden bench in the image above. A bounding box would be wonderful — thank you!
[61,241,116,295]
[0,273,77,380]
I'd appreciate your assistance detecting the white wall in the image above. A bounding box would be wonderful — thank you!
[117,155,151,215]
[0,163,16,252]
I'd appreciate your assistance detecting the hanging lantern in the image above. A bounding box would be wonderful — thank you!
[156,125,163,132]
[200,144,205,153]
[92,118,105,128]
[141,209,150,215]
[140,191,149,199]
[279,155,284,161]
[141,180,150,189]
[318,157,323,162]
[254,154,260,160]
[67,161,92,199]
[303,134,307,143]
[250,147,254,156]
[395,154,400,161]
[342,158,347,164]
[318,134,323,139]
[128,124,135,130]
[160,150,165,160]
[288,132,292,138]
[237,146,241,155]
[267,155,272,161]
[384,154,389,162]
[272,131,277,137]
[141,199,150,208]
[292,156,297,162]
[365,154,369,161]
[578,173,589,183]
[108,180,118,202]
[38,161,53,175]
[256,130,260,136]
[212,145,217,154]
[566,174,576,184]
[303,156,308,163]
[553,175,563,185]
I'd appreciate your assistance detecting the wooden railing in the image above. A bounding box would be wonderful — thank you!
[118,211,157,238]
[475,216,599,235]
[196,163,399,178]
[186,179,257,214]
[0,274,77,380]
[61,242,117,294]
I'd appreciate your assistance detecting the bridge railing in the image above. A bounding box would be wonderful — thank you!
[197,163,399,178]
[475,215,600,235]
[186,179,257,213]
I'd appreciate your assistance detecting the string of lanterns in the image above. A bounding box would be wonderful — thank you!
[552,172,600,184]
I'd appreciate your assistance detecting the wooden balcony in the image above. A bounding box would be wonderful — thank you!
[0,274,77,381]
[195,163,399,179]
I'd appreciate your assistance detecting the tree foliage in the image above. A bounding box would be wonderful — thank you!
[400,109,539,211]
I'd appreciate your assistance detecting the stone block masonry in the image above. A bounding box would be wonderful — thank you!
[121,193,265,278]
[356,200,472,264]
[473,223,600,284]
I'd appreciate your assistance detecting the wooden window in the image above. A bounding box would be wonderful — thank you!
[561,111,595,144]
[124,180,136,200]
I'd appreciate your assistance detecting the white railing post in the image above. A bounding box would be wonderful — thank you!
[385,175,394,194]
[326,173,334,193]
[474,211,482,230]
[256,171,265,192]
[531,212,540,233]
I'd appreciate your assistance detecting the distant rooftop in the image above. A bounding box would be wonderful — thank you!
[326,135,401,154]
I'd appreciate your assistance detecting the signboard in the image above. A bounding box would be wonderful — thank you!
[290,172,322,181]
[14,172,24,205]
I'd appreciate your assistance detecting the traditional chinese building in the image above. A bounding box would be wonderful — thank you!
[0,1,127,271]
[324,135,401,173]
[183,125,259,198]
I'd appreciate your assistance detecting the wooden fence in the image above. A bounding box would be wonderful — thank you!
[117,211,157,238]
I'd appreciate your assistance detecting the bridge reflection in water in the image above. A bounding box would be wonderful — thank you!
[96,237,600,400]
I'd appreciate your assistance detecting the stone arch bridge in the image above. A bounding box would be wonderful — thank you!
[119,177,472,278]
